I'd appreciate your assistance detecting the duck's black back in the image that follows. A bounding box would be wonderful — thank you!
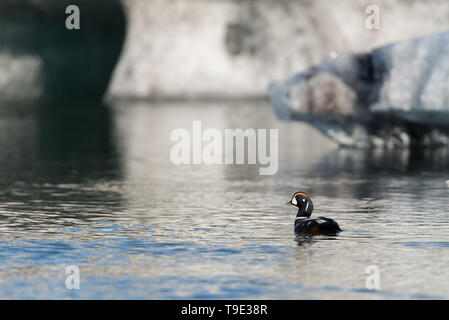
[294,216,341,235]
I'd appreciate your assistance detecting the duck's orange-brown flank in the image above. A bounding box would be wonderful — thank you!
[308,225,320,235]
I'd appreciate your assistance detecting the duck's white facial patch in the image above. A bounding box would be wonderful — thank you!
[305,200,309,212]
[291,197,297,205]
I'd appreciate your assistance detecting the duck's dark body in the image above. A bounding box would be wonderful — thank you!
[288,191,341,236]
[294,217,341,235]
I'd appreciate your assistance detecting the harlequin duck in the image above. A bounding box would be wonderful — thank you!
[288,191,341,235]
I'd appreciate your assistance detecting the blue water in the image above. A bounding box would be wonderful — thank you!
[0,101,449,299]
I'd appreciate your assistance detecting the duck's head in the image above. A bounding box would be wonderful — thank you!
[288,191,313,218]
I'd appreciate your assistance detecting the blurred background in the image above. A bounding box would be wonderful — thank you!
[2,0,449,101]
[1,0,449,299]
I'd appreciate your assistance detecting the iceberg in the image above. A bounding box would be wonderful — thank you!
[268,31,449,148]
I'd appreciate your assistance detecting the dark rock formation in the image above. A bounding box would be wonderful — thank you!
[0,0,125,100]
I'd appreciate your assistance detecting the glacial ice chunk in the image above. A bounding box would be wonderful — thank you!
[269,30,449,127]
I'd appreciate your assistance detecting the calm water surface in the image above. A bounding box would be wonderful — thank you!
[0,101,449,299]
